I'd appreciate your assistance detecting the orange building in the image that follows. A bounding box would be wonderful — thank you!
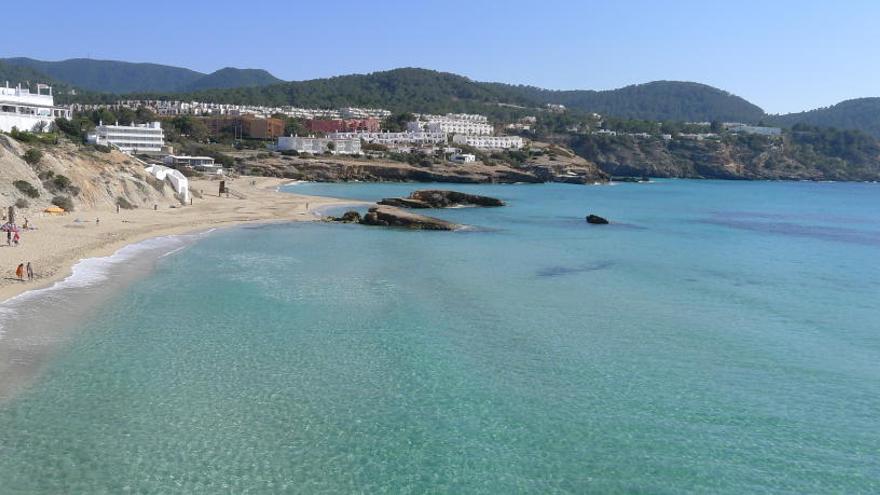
[203,115,284,140]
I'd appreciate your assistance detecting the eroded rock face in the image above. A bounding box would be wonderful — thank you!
[586,214,609,224]
[381,190,505,208]
[359,205,459,230]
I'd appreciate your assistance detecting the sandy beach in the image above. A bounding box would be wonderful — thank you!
[0,177,360,304]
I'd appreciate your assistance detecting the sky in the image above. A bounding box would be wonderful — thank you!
[2,0,877,114]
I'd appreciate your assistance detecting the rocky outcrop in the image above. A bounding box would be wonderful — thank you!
[326,210,362,223]
[377,197,432,209]
[586,214,609,224]
[409,190,504,208]
[360,205,459,230]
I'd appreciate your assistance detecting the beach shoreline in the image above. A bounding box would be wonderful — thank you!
[0,177,367,306]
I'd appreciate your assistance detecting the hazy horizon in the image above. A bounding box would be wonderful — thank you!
[2,0,878,114]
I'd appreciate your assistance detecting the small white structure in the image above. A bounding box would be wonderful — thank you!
[326,131,447,145]
[452,134,524,150]
[0,82,71,133]
[144,164,190,203]
[408,120,493,136]
[724,123,782,136]
[450,153,476,164]
[163,154,222,173]
[87,121,165,153]
[276,135,361,155]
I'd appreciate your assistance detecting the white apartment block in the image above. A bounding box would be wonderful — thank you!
[276,135,361,155]
[415,113,488,123]
[87,121,165,153]
[452,134,524,150]
[326,131,447,145]
[0,83,71,133]
[339,107,392,119]
[408,120,493,136]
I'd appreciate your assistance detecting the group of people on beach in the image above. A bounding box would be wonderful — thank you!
[15,262,34,282]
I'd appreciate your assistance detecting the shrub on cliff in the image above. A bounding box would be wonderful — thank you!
[23,148,43,165]
[116,196,136,210]
[14,198,29,209]
[13,180,39,198]
[51,195,74,212]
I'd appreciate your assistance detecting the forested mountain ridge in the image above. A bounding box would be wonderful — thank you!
[766,98,880,138]
[0,58,281,94]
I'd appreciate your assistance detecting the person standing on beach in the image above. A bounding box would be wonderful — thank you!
[12,231,20,247]
[26,262,33,281]
[6,230,10,246]
[15,263,24,281]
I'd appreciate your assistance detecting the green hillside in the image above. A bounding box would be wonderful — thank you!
[766,98,880,138]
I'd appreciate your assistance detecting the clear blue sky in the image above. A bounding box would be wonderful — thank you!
[2,0,877,114]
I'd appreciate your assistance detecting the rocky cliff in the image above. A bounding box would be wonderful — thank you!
[0,135,178,213]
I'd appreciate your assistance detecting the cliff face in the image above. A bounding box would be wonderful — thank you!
[569,134,880,181]
[0,135,177,212]
[232,148,608,184]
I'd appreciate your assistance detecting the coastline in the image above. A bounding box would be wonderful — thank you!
[0,176,366,306]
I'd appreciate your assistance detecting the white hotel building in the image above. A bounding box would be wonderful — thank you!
[452,134,524,150]
[326,131,447,146]
[408,119,493,136]
[276,135,361,155]
[87,121,165,154]
[0,83,71,133]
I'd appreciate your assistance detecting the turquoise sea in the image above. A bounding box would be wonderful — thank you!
[0,180,878,493]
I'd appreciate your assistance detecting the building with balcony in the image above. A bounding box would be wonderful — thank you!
[326,131,447,146]
[163,155,222,173]
[203,115,284,139]
[87,121,165,153]
[305,118,381,134]
[0,83,71,133]
[452,134,524,150]
[408,119,493,136]
[276,135,361,155]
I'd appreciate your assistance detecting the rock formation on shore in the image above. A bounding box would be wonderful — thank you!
[378,190,504,209]
[359,205,459,230]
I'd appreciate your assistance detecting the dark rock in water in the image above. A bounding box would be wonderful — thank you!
[359,205,459,230]
[409,190,505,208]
[377,197,432,209]
[586,214,609,224]
[326,210,362,223]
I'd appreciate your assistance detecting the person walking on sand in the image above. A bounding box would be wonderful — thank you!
[6,230,10,246]
[26,262,33,281]
[15,263,24,281]
[12,231,20,247]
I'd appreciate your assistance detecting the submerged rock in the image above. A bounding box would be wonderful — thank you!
[586,214,609,224]
[360,205,459,230]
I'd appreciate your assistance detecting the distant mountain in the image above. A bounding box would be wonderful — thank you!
[766,98,880,138]
[490,80,766,123]
[0,58,282,94]
[182,68,281,92]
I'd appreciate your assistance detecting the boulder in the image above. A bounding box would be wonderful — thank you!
[359,205,459,230]
[408,190,505,208]
[586,214,609,224]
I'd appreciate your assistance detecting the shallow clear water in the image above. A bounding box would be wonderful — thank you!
[1,180,879,493]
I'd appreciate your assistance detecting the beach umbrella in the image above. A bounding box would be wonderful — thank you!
[0,223,14,232]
